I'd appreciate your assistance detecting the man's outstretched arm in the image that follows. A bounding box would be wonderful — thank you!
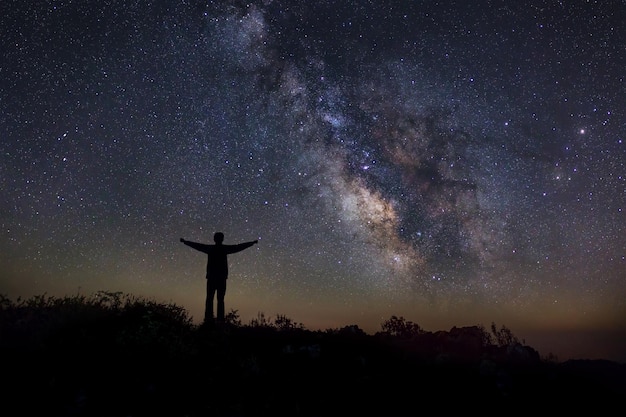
[225,239,258,254]
[180,238,211,253]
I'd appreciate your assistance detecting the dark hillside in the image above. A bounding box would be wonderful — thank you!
[1,292,623,416]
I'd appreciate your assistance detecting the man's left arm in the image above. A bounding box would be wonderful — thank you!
[180,238,211,254]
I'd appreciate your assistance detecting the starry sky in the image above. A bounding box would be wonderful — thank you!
[1,0,624,362]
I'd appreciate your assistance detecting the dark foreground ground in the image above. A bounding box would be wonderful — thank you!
[1,293,624,416]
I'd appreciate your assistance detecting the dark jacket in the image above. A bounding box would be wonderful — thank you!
[182,240,256,280]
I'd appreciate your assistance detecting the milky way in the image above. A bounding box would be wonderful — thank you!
[1,1,624,360]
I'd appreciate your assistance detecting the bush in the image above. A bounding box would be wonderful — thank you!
[0,291,195,356]
[490,322,522,347]
[379,315,423,338]
[247,311,304,331]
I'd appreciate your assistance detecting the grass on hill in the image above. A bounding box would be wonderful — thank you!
[1,291,623,416]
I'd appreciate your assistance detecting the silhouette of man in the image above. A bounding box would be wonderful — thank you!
[180,233,258,324]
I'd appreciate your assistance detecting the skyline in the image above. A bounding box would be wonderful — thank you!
[1,1,624,362]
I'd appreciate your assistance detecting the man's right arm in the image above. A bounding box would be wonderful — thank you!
[225,240,258,254]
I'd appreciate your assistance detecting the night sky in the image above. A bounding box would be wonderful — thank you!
[1,0,624,362]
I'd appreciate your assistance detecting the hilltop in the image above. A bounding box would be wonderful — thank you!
[1,291,623,416]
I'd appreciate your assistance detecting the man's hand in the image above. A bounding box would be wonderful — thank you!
[180,238,185,243]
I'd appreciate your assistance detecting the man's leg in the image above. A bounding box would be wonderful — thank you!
[205,280,216,323]
[216,280,227,322]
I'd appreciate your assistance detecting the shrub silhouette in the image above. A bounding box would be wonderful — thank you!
[379,315,423,338]
[0,291,623,416]
[245,311,305,331]
[0,291,194,354]
[490,321,523,346]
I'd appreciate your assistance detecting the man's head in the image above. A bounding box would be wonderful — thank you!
[213,232,225,244]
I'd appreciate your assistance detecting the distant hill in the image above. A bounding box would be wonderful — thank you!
[1,292,623,416]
